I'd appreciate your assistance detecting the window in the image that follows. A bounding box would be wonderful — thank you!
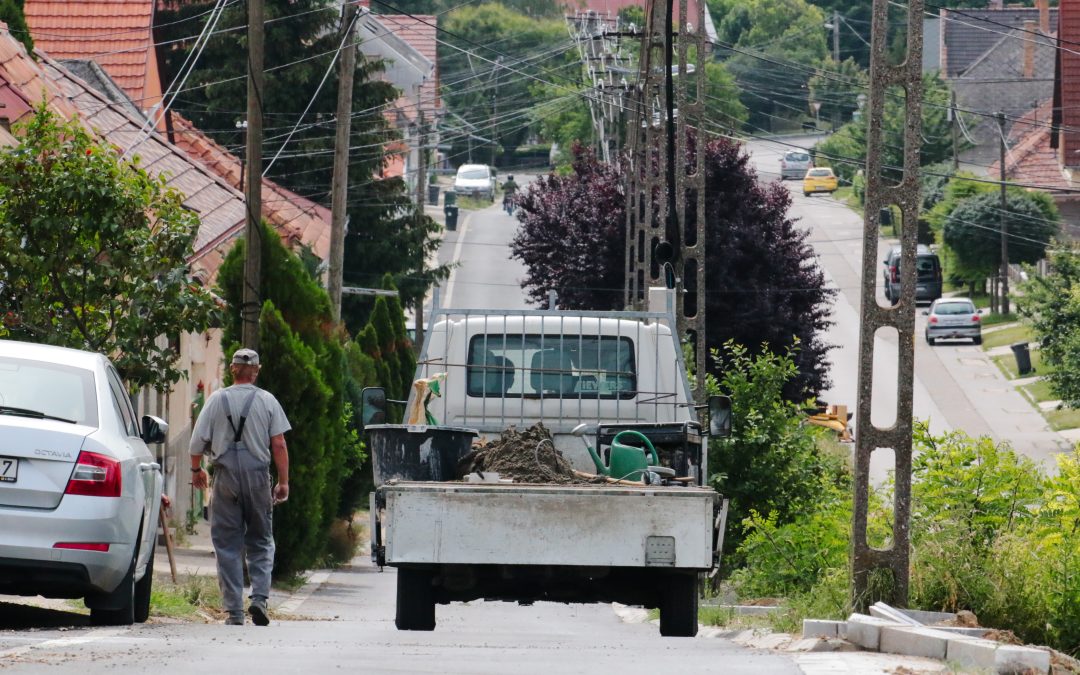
[0,357,97,426]
[466,334,636,399]
[106,368,139,437]
[807,168,831,177]
[459,169,490,180]
[786,152,810,162]
[934,302,975,316]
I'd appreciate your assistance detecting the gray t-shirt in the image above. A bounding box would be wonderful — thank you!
[189,384,291,464]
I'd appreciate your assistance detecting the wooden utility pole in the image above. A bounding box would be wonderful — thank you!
[242,0,265,349]
[950,90,959,170]
[997,111,1010,316]
[329,0,360,320]
[833,10,841,63]
[416,111,427,206]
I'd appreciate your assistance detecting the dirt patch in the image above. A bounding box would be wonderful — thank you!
[457,424,585,484]
[982,628,1023,645]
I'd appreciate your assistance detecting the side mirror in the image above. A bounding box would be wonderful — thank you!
[977,309,983,315]
[141,415,168,445]
[708,395,732,438]
[361,387,387,426]
[922,310,929,316]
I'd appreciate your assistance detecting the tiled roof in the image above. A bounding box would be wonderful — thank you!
[990,100,1069,190]
[941,7,1058,78]
[0,22,79,124]
[1059,0,1080,167]
[168,113,332,262]
[23,0,158,104]
[377,14,439,122]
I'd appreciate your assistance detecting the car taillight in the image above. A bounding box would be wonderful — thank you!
[972,314,980,323]
[890,266,898,283]
[53,542,110,552]
[65,451,121,498]
[929,316,938,324]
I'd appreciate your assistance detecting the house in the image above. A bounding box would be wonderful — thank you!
[929,0,1057,168]
[987,1,1080,241]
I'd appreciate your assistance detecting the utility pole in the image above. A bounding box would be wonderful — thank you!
[950,90,959,170]
[833,10,841,63]
[997,111,1010,316]
[242,0,265,349]
[329,0,360,321]
[416,112,427,206]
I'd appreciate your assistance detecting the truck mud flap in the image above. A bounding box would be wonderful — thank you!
[709,498,729,578]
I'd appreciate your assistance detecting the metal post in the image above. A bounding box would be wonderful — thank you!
[329,0,359,321]
[242,0,265,349]
[852,0,924,610]
[997,111,1010,317]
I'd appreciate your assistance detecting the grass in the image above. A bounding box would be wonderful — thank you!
[991,350,1048,380]
[1045,407,1080,431]
[1021,379,1055,402]
[832,187,862,214]
[149,574,223,620]
[979,311,1019,327]
[456,196,491,211]
[980,323,1034,350]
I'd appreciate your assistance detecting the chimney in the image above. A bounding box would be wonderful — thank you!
[1023,20,1037,77]
[1037,0,1050,34]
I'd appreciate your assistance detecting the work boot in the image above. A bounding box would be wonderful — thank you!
[249,597,270,626]
[225,612,244,626]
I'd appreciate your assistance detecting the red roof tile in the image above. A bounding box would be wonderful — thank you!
[991,99,1070,190]
[23,0,157,104]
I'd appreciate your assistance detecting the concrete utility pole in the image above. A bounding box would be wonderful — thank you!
[950,90,959,170]
[997,111,1010,316]
[852,0,924,610]
[329,0,360,321]
[242,0,265,349]
[833,10,841,63]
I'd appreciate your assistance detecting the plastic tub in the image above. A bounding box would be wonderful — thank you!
[367,424,479,485]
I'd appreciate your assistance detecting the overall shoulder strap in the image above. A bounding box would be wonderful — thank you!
[233,390,260,441]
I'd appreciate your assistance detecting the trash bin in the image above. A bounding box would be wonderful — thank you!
[444,204,459,231]
[1010,342,1032,376]
[444,190,457,207]
[427,184,440,204]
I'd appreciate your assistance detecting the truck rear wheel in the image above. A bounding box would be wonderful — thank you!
[659,572,699,637]
[396,568,436,631]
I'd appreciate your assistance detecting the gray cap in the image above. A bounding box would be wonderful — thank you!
[231,348,260,366]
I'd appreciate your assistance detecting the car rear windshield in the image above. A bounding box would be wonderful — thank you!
[787,153,810,162]
[934,302,975,315]
[807,169,831,176]
[459,169,489,180]
[0,356,98,426]
[467,334,636,399]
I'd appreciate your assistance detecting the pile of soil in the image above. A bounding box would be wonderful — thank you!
[457,424,584,484]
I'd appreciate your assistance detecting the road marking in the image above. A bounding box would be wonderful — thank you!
[0,628,126,660]
[276,570,331,615]
[441,209,474,309]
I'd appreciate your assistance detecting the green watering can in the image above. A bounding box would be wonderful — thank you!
[586,430,659,482]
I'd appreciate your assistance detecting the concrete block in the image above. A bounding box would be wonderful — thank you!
[931,626,990,638]
[995,645,1050,674]
[898,608,957,625]
[845,613,897,651]
[879,626,970,660]
[946,637,1000,671]
[802,619,842,639]
[870,602,921,625]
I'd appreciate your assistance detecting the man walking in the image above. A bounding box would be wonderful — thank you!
[190,349,291,626]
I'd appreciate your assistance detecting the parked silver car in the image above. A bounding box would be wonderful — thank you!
[0,340,166,625]
[779,150,812,180]
[924,298,982,345]
[454,163,496,201]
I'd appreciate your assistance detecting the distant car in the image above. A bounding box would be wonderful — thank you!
[779,150,812,180]
[802,167,838,196]
[924,298,982,345]
[883,244,943,305]
[454,164,496,201]
[0,340,166,625]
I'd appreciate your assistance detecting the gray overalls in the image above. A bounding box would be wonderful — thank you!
[211,390,275,613]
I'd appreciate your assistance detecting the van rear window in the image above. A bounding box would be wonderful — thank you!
[467,335,636,399]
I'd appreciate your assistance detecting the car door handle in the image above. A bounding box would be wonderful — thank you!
[140,463,161,473]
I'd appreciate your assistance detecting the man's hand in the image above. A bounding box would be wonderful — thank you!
[191,467,209,490]
[273,482,289,505]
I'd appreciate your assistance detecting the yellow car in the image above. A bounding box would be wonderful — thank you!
[802,167,838,196]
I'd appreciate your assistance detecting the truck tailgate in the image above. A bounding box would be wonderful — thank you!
[380,482,718,569]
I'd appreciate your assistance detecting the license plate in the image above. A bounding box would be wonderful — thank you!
[0,456,17,483]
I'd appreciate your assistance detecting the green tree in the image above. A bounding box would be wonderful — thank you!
[706,343,845,561]
[440,4,568,156]
[942,191,1058,285]
[703,62,749,130]
[1,0,32,53]
[255,302,332,576]
[0,106,217,390]
[1019,244,1080,407]
[808,57,867,129]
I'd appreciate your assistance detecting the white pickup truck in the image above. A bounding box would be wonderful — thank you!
[366,291,729,637]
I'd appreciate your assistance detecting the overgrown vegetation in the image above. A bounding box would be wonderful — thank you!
[1020,244,1080,408]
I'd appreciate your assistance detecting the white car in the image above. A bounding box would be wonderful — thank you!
[454,164,496,201]
[0,340,166,625]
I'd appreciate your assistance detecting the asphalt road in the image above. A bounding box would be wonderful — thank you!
[744,135,1068,473]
